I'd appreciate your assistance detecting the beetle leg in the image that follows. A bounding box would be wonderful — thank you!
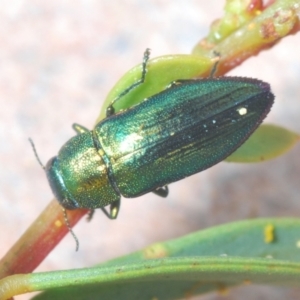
[209,51,221,78]
[100,199,121,219]
[106,48,151,117]
[72,123,89,134]
[153,186,169,198]
[86,209,95,222]
[168,52,221,89]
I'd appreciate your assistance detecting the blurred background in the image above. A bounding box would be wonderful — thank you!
[0,1,300,299]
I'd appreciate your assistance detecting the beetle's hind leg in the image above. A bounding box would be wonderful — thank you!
[167,52,221,88]
[209,51,221,78]
[100,199,121,219]
[153,186,169,198]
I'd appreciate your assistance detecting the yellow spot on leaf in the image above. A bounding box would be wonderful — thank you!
[264,224,275,243]
[143,243,168,259]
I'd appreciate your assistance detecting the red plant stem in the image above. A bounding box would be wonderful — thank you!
[0,200,88,279]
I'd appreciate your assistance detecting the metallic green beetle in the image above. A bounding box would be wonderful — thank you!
[45,50,274,227]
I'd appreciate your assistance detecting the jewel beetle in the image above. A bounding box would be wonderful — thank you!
[35,49,274,248]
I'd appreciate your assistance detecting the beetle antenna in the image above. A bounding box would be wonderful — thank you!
[28,138,45,170]
[209,51,221,78]
[62,207,80,251]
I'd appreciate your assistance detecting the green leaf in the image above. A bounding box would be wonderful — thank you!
[226,124,299,163]
[2,219,300,299]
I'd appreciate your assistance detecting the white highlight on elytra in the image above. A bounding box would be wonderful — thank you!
[237,107,247,116]
[119,132,143,153]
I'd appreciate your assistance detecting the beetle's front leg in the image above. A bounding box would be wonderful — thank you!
[72,123,89,134]
[106,48,151,117]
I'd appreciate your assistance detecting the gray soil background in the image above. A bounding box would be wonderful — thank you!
[0,1,300,299]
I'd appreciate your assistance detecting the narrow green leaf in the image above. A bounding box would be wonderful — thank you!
[1,219,300,299]
[7,258,300,300]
